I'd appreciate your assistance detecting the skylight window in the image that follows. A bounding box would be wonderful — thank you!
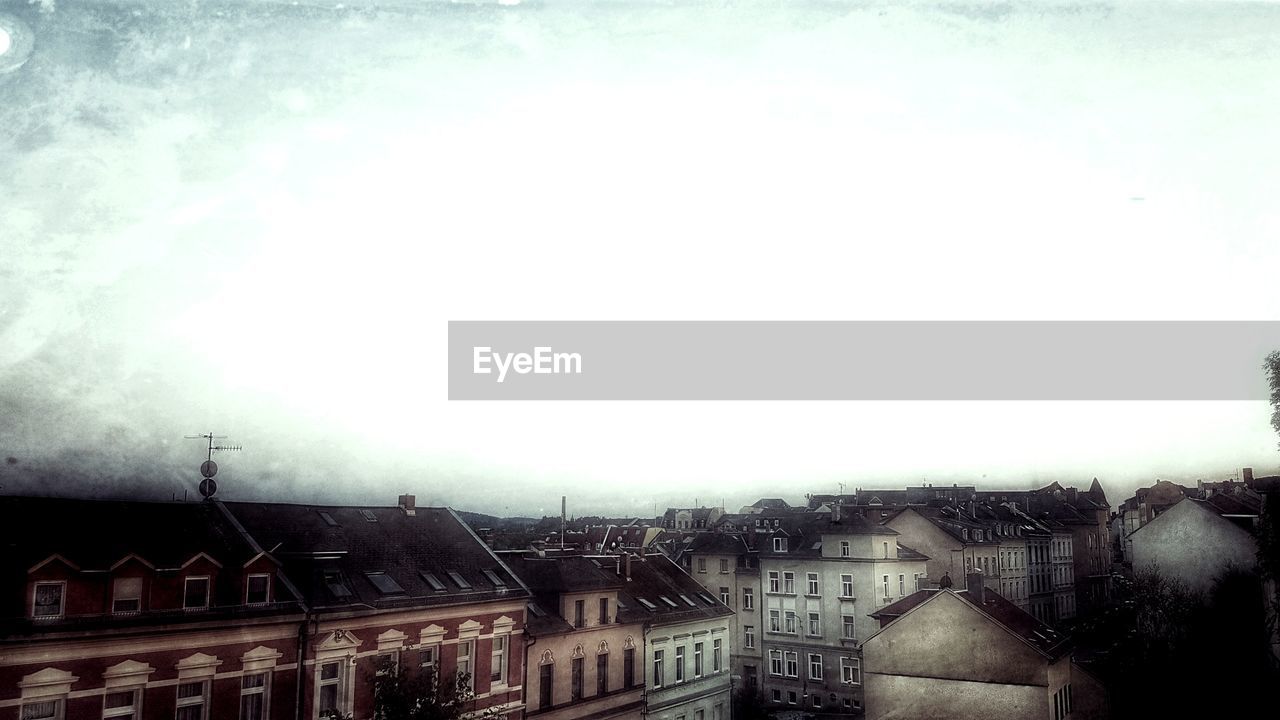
[482,569,506,587]
[447,571,472,590]
[638,598,658,610]
[318,511,339,527]
[421,572,446,592]
[365,572,405,595]
[679,594,697,607]
[699,593,717,606]
[323,571,353,599]
[359,509,378,523]
[659,596,678,608]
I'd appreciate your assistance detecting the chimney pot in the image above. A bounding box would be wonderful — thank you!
[624,553,633,581]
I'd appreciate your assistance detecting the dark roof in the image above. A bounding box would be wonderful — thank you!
[1,496,259,575]
[896,543,929,560]
[500,554,629,635]
[872,588,1071,659]
[749,498,792,509]
[614,554,734,626]
[1204,493,1262,516]
[223,502,529,611]
[685,533,750,556]
[758,515,899,558]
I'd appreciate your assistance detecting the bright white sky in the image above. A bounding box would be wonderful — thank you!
[2,1,1278,516]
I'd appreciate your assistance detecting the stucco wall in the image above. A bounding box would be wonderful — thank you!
[864,674,1045,720]
[1130,498,1257,594]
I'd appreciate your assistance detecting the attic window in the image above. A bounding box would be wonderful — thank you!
[482,569,506,588]
[359,509,378,523]
[365,572,405,596]
[659,596,678,608]
[446,571,472,590]
[699,593,717,606]
[679,594,697,607]
[637,598,658,610]
[773,537,786,553]
[421,572,447,592]
[318,511,339,527]
[324,571,353,599]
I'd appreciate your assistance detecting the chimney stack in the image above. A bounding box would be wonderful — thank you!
[624,553,633,581]
[833,503,842,523]
[398,494,416,516]
[966,569,985,603]
[1243,467,1254,483]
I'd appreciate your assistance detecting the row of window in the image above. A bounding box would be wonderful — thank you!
[539,647,637,709]
[651,638,724,689]
[767,650,861,684]
[765,572,865,598]
[19,676,264,720]
[695,558,734,574]
[570,597,611,628]
[1052,683,1074,720]
[764,610,858,641]
[31,575,270,619]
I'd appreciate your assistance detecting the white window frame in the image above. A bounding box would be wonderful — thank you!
[694,642,703,678]
[316,660,348,719]
[491,634,508,686]
[840,540,851,557]
[20,698,64,720]
[183,577,210,611]
[103,688,142,720]
[784,610,797,634]
[744,625,756,649]
[806,573,820,596]
[840,574,854,598]
[773,537,786,552]
[457,639,475,691]
[675,646,686,683]
[32,581,66,619]
[175,679,209,720]
[768,650,783,676]
[653,649,665,688]
[743,587,755,609]
[713,638,722,672]
[769,609,781,632]
[784,651,798,678]
[808,653,823,680]
[842,614,856,640]
[239,672,269,720]
[767,571,780,593]
[841,657,861,685]
[783,572,795,594]
[245,574,270,606]
[807,611,821,637]
[112,577,142,615]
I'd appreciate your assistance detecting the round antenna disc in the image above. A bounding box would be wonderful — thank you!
[200,460,218,478]
[198,478,218,498]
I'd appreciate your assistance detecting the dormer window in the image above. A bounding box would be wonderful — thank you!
[365,572,405,596]
[359,509,378,523]
[446,571,472,590]
[112,577,142,614]
[32,581,65,619]
[773,537,786,553]
[246,574,270,605]
[184,577,210,610]
[421,572,447,592]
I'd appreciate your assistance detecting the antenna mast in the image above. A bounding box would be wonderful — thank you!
[184,432,242,500]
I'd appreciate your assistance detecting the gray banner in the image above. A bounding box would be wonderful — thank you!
[447,321,1280,400]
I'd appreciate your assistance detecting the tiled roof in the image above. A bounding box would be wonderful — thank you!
[613,554,734,626]
[223,502,529,610]
[685,533,750,556]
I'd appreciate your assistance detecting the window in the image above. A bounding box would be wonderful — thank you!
[769,650,783,676]
[773,536,786,552]
[32,581,65,618]
[103,689,139,720]
[744,625,756,648]
[574,599,585,628]
[841,574,854,597]
[458,640,474,690]
[375,651,399,677]
[769,609,781,632]
[883,542,889,558]
[318,662,343,717]
[713,638,722,672]
[807,573,820,596]
[840,540,850,557]
[112,577,142,614]
[813,695,822,709]
[720,586,730,605]
[841,657,861,685]
[743,587,755,609]
[239,673,268,720]
[597,652,608,695]
[419,645,437,674]
[624,647,636,688]
[246,574,270,605]
[359,509,378,522]
[767,571,780,593]
[807,612,821,636]
[882,574,889,598]
[482,568,506,588]
[175,680,208,720]
[720,558,730,573]
[689,642,702,678]
[365,572,404,596]
[447,571,472,590]
[783,572,795,594]
[20,701,61,720]
[772,689,782,703]
[808,653,823,680]
[784,651,798,678]
[788,690,797,704]
[653,650,664,688]
[571,657,583,701]
[599,597,609,624]
[784,610,797,634]
[491,636,507,684]
[898,574,905,596]
[675,646,686,683]
[842,614,856,640]
[698,558,707,573]
[318,511,338,526]
[182,577,210,610]
[539,663,553,709]
[421,572,446,592]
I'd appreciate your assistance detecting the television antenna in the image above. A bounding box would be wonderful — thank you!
[184,432,242,499]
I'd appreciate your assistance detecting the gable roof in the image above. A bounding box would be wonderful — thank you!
[870,587,1070,660]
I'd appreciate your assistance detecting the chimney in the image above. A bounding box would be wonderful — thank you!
[398,494,416,516]
[966,569,985,603]
[624,553,633,581]
[1243,467,1254,484]
[833,503,842,523]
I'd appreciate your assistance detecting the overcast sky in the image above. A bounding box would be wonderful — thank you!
[2,0,1278,517]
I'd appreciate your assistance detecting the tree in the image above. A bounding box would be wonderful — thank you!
[321,655,498,720]
[1267,350,1280,447]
